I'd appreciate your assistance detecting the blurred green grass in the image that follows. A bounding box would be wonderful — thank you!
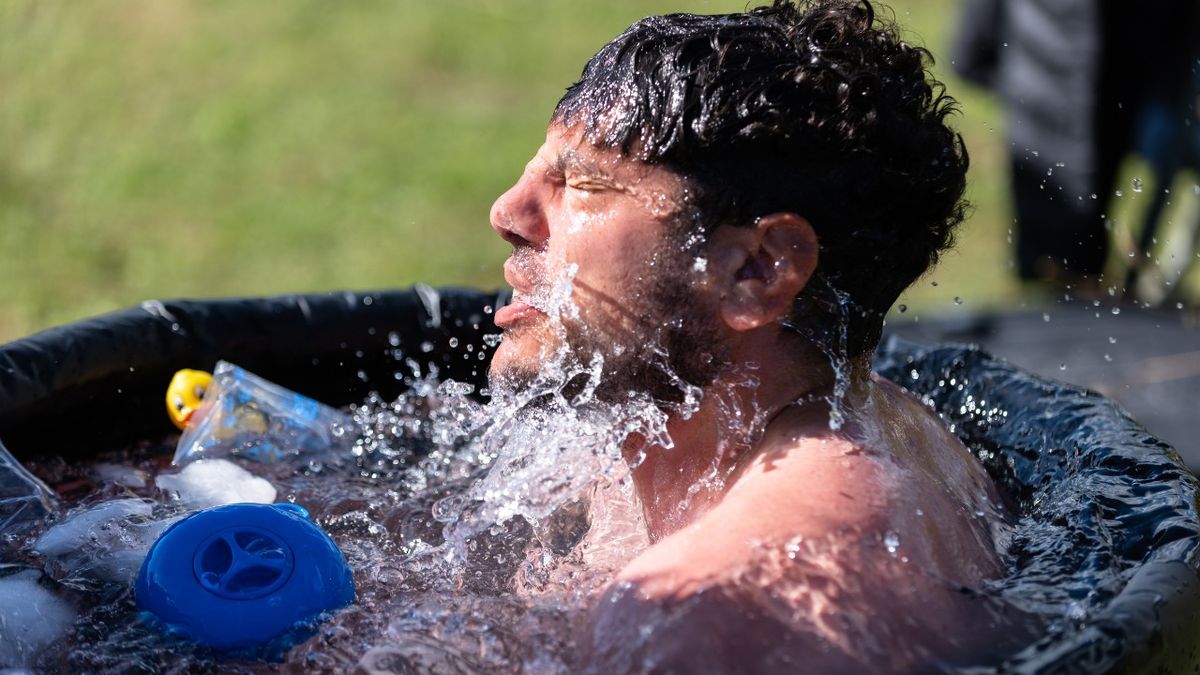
[1,0,1154,342]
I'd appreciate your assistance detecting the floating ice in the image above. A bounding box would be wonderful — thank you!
[155,458,276,509]
[92,462,148,488]
[35,498,153,555]
[35,498,176,590]
[0,439,59,535]
[0,569,76,668]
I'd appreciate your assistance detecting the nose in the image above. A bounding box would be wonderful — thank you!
[489,176,549,249]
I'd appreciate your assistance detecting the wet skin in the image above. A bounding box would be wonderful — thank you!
[490,123,1012,671]
[488,124,696,391]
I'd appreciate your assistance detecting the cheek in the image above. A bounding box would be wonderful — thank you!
[560,213,669,287]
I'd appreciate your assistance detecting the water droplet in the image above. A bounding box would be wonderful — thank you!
[1111,307,1120,315]
[953,297,963,305]
[883,531,900,554]
[387,332,401,347]
[1115,189,1124,197]
[930,280,939,287]
[1177,302,1185,310]
[447,337,459,348]
[1103,354,1113,362]
[1059,363,1068,371]
[1042,312,1051,322]
[1066,601,1088,621]
[1089,193,1098,200]
[1132,177,1143,193]
[897,304,907,313]
[419,341,435,353]
[1108,336,1117,344]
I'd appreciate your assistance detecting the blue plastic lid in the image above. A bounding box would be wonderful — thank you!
[135,502,355,654]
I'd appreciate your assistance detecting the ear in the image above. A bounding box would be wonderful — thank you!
[709,213,818,332]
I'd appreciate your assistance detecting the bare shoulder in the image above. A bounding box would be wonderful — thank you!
[585,396,1009,670]
[616,428,894,599]
[586,433,927,672]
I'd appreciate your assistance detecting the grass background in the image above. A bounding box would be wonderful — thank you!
[1,0,1196,343]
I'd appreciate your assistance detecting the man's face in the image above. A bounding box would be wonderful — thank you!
[487,123,722,400]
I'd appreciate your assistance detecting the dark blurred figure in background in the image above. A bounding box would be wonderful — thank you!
[954,0,1200,296]
[1122,49,1200,303]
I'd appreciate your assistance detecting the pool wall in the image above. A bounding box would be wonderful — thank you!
[2,286,1199,673]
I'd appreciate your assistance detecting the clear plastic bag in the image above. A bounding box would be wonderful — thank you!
[173,361,354,466]
[0,438,59,535]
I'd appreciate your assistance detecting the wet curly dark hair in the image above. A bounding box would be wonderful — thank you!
[553,0,968,357]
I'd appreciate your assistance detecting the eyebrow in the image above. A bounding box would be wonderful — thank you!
[552,148,615,182]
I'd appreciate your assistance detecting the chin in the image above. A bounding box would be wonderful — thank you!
[487,334,543,388]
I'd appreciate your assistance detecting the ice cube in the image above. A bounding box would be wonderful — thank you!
[0,439,59,535]
[155,458,276,509]
[0,569,76,668]
[34,499,153,555]
[34,498,176,590]
[91,463,148,489]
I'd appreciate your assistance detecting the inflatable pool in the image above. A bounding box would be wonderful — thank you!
[1,286,1197,672]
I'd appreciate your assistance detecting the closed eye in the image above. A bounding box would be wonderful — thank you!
[567,179,612,193]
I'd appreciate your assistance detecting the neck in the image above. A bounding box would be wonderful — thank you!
[624,328,867,540]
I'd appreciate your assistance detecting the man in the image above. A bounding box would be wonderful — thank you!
[488,1,1019,670]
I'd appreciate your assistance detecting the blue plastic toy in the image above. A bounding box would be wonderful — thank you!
[135,502,355,656]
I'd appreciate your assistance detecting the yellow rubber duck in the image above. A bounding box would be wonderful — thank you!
[166,368,213,430]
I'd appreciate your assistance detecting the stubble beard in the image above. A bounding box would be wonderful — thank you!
[488,261,726,410]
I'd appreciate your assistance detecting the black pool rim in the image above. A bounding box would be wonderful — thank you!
[2,286,1198,674]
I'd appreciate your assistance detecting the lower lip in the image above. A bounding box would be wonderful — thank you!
[494,299,543,328]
